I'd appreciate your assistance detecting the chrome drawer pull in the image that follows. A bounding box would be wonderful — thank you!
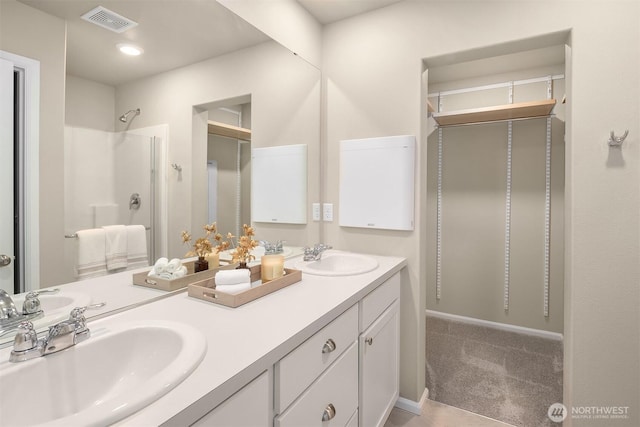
[322,338,336,354]
[322,403,336,421]
[365,337,373,345]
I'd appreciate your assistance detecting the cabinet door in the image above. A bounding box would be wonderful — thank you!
[359,301,399,427]
[192,371,270,427]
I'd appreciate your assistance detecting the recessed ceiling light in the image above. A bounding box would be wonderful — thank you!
[117,43,144,56]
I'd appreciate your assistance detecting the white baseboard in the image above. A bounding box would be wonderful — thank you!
[426,309,563,341]
[394,388,428,415]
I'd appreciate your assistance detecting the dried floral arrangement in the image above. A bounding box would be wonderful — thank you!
[181,223,230,258]
[229,224,259,264]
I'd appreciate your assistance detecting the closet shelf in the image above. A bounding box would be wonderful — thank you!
[431,99,556,127]
[207,120,251,141]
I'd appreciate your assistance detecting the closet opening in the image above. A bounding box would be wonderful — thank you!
[423,36,568,427]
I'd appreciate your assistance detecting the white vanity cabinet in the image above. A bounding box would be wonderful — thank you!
[275,304,359,426]
[358,272,401,427]
[273,272,400,427]
[191,371,270,427]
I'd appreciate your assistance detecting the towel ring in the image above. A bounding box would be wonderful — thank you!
[608,130,629,147]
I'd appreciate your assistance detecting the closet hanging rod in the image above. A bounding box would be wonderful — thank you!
[427,74,564,98]
[434,113,556,129]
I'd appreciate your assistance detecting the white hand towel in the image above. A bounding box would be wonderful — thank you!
[165,258,182,274]
[103,225,127,271]
[126,225,149,269]
[172,266,188,279]
[76,229,107,280]
[215,269,251,286]
[215,283,251,294]
[153,257,169,272]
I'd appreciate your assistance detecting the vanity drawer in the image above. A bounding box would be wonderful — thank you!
[276,342,358,427]
[359,272,400,332]
[275,304,358,412]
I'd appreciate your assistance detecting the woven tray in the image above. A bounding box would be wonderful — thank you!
[188,264,302,308]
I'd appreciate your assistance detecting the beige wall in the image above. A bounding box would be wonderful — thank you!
[0,0,67,287]
[323,1,639,424]
[65,75,115,131]
[115,40,321,258]
[217,0,322,68]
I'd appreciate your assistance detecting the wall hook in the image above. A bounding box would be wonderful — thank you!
[608,130,629,147]
[171,163,182,172]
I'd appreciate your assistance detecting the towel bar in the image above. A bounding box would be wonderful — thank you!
[65,226,151,238]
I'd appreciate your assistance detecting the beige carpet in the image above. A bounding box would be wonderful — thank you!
[425,315,563,426]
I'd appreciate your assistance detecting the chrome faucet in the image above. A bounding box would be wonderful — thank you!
[9,303,105,363]
[303,243,332,261]
[260,240,285,255]
[0,288,59,336]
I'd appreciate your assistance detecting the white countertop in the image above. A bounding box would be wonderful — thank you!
[0,252,406,426]
[103,252,405,426]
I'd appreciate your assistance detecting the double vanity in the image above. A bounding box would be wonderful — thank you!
[0,250,406,427]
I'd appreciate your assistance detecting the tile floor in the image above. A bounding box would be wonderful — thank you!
[385,399,515,427]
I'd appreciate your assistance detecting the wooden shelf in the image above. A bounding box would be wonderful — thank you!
[208,120,251,141]
[431,99,556,127]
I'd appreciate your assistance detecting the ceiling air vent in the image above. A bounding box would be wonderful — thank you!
[81,6,138,33]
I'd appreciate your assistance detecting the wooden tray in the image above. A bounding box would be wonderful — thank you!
[132,261,235,292]
[188,264,302,308]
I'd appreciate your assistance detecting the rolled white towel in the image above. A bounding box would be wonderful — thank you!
[153,257,169,274]
[165,258,182,274]
[215,283,251,294]
[172,265,188,279]
[215,269,251,286]
[158,272,173,280]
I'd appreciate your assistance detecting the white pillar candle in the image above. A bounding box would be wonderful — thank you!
[261,254,284,283]
[205,252,220,270]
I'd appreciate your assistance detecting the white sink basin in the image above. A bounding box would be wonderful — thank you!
[0,320,206,426]
[295,250,379,276]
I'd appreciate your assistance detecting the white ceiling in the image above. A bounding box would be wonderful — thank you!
[18,0,271,86]
[17,0,402,86]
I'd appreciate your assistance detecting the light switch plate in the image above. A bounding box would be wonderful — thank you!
[312,203,321,221]
[323,203,333,222]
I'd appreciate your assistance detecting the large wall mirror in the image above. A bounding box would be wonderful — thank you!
[1,0,320,345]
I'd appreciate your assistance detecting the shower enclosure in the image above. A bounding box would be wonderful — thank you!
[63,126,161,281]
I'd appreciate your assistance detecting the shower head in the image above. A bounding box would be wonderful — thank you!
[119,108,140,123]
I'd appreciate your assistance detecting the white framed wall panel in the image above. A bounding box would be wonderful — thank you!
[339,135,415,231]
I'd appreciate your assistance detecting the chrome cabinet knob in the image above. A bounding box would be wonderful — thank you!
[321,403,336,421]
[322,338,336,354]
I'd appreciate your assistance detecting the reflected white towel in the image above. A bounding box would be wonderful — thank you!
[165,258,182,274]
[103,225,127,271]
[126,225,149,269]
[76,229,107,279]
[148,258,187,280]
[215,269,251,286]
[172,265,188,279]
[215,283,251,294]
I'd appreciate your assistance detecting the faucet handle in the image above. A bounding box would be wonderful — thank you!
[22,288,60,315]
[13,321,38,352]
[69,303,106,323]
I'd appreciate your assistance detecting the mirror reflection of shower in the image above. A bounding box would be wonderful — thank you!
[119,108,140,123]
